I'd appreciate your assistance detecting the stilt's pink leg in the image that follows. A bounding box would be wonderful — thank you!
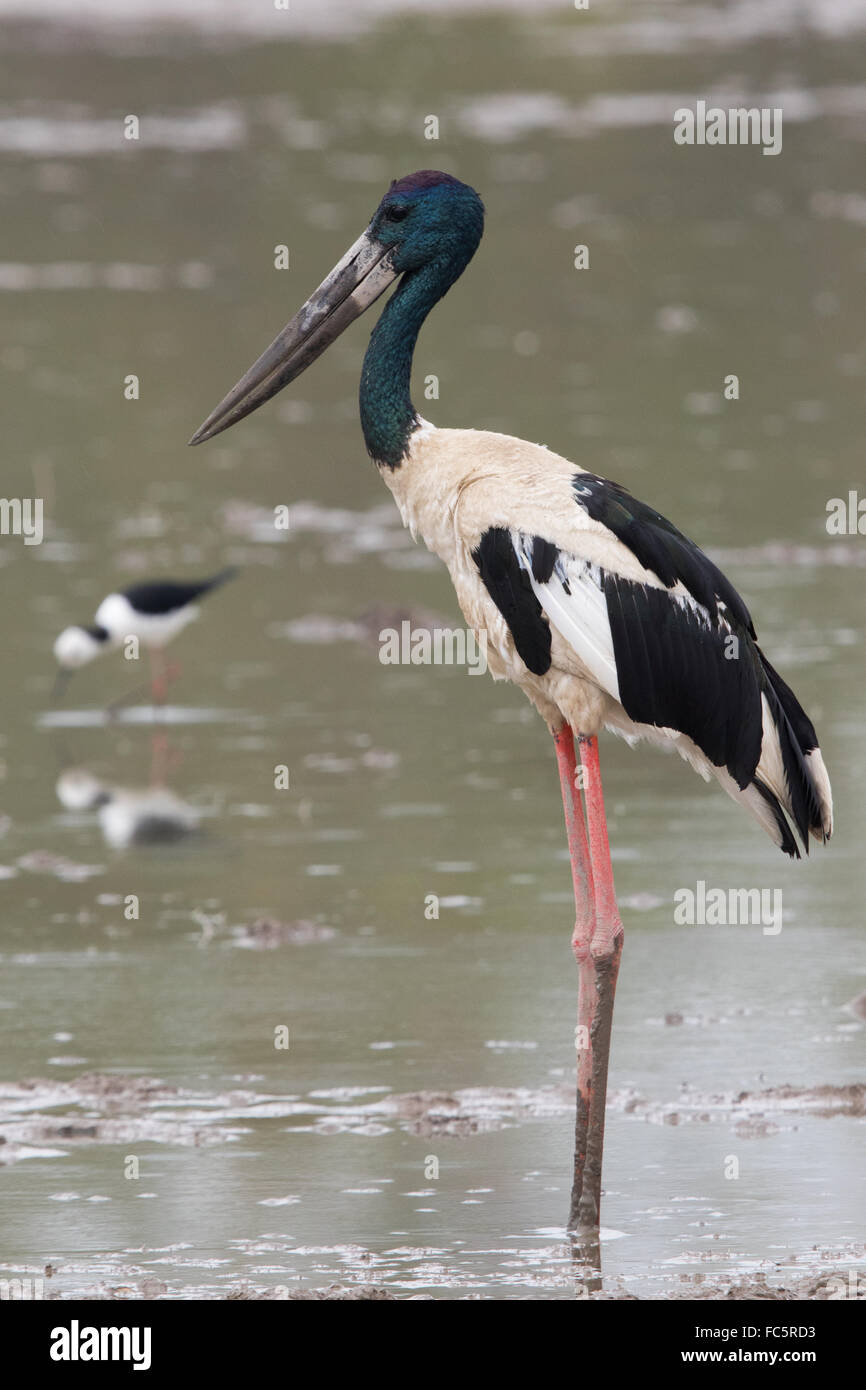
[150,729,169,784]
[570,735,623,1236]
[552,726,597,1231]
[149,649,167,705]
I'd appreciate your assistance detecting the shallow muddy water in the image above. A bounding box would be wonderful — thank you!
[0,0,864,1299]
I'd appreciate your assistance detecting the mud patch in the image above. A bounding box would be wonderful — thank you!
[661,1266,866,1301]
[612,1082,866,1128]
[306,1085,575,1138]
[15,850,105,882]
[299,1080,866,1138]
[228,1282,397,1300]
[230,917,338,949]
[2,1075,862,1165]
[0,1073,250,1162]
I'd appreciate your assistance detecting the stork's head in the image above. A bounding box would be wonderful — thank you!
[189,171,484,446]
[367,171,484,274]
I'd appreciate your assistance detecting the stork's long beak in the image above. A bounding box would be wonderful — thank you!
[189,229,398,445]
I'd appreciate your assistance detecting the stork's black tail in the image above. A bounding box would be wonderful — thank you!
[750,650,833,857]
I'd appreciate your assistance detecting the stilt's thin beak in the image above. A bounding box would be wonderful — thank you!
[51,668,72,702]
[189,229,398,446]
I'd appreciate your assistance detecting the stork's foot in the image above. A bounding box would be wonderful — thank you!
[568,940,622,1235]
[568,1236,603,1290]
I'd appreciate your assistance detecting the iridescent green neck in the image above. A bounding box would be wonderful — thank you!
[359,262,448,469]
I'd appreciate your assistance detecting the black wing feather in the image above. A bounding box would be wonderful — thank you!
[602,573,764,789]
[574,474,755,634]
[468,480,826,857]
[472,528,551,676]
[121,568,236,615]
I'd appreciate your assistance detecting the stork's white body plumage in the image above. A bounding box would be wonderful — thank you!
[384,420,833,856]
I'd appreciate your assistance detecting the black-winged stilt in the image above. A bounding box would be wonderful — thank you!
[53,569,236,702]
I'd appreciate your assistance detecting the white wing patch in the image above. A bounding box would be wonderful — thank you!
[514,538,621,702]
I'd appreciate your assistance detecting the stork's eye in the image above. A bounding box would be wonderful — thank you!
[383,203,410,223]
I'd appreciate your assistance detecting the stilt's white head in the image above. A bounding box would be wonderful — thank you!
[53,624,111,670]
[56,768,110,810]
[52,624,112,698]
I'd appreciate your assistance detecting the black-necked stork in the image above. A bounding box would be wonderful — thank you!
[53,569,236,701]
[189,171,833,1238]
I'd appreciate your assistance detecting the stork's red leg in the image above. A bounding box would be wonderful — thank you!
[553,726,595,936]
[552,726,597,1231]
[571,734,623,1236]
